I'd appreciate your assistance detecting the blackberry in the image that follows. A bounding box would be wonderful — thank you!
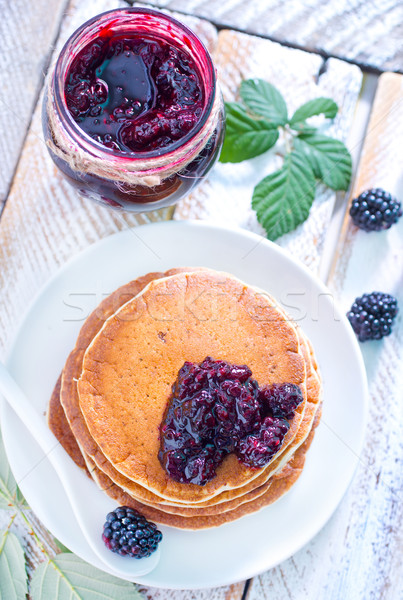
[235,416,290,468]
[349,188,402,232]
[102,507,162,558]
[259,383,304,419]
[347,292,398,342]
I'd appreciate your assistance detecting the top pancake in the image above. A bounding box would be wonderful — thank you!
[77,269,307,503]
[56,269,316,509]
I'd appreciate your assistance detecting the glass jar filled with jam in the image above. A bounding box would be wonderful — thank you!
[43,8,224,211]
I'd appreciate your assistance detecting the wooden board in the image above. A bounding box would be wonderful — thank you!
[1,1,402,599]
[137,0,403,74]
[0,0,218,360]
[246,72,403,600]
[0,2,244,598]
[175,29,363,275]
[0,0,69,208]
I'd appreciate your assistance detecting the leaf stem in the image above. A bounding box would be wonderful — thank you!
[283,125,294,155]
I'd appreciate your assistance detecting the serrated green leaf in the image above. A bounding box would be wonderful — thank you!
[289,97,338,128]
[252,151,316,240]
[0,430,25,510]
[219,102,279,163]
[240,79,288,126]
[30,553,143,600]
[294,133,352,190]
[0,530,28,600]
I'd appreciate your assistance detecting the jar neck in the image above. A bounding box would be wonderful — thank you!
[51,7,217,163]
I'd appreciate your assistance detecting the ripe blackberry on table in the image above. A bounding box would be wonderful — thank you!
[349,188,402,232]
[102,506,162,558]
[347,292,398,342]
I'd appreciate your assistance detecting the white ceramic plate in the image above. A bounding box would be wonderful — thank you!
[1,221,367,589]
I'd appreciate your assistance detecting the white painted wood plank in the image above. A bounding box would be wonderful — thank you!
[138,583,245,600]
[175,29,363,275]
[0,0,218,362]
[0,2,242,598]
[246,73,403,600]
[0,0,69,207]
[138,0,403,73]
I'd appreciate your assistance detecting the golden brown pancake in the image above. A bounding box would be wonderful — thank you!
[49,267,321,527]
[50,275,321,516]
[93,327,321,512]
[49,335,320,516]
[47,375,89,475]
[54,269,318,500]
[49,329,320,516]
[77,269,307,503]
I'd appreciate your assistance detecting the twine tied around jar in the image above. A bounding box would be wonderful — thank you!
[45,83,223,189]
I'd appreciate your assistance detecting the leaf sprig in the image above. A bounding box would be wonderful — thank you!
[219,79,352,240]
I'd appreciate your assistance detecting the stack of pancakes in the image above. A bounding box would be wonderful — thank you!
[48,268,322,529]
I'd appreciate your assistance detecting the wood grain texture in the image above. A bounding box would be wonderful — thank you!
[175,29,363,274]
[137,583,245,600]
[246,74,403,600]
[0,0,217,362]
[2,2,400,600]
[0,2,242,598]
[137,0,403,74]
[0,0,69,208]
[329,72,403,296]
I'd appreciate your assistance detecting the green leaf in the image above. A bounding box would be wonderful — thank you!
[294,133,352,190]
[287,123,317,135]
[30,553,143,600]
[0,431,25,510]
[219,102,279,163]
[0,530,28,600]
[252,151,316,240]
[240,79,288,126]
[289,97,338,128]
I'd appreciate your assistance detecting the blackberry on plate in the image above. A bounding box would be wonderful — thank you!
[349,188,402,232]
[102,506,162,558]
[347,292,398,342]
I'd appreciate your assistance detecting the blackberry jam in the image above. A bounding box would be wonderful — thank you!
[43,8,224,211]
[159,357,303,485]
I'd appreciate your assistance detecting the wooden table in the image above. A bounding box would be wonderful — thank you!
[1,2,402,599]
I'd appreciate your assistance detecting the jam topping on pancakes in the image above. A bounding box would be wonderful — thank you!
[159,357,303,485]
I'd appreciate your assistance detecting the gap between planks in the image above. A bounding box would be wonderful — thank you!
[0,0,71,220]
[318,73,379,284]
[131,0,396,75]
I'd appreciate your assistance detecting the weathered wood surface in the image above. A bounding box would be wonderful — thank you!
[0,0,69,209]
[1,1,402,599]
[138,0,403,74]
[176,28,363,275]
[0,0,217,362]
[245,72,403,600]
[138,584,245,600]
[0,2,243,599]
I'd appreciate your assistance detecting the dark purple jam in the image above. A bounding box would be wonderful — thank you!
[45,9,224,210]
[159,357,303,486]
[64,33,204,153]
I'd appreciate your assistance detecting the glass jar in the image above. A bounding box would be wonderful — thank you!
[43,7,224,212]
